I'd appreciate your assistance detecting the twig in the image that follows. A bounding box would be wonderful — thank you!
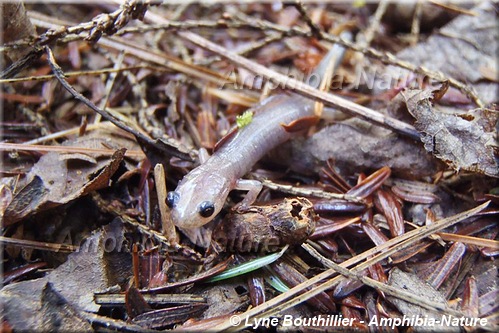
[177,30,421,140]
[35,0,147,45]
[428,0,478,16]
[0,0,147,79]
[0,65,152,84]
[236,33,285,56]
[253,175,362,202]
[362,0,389,47]
[21,121,125,145]
[43,45,193,162]
[410,1,423,46]
[228,12,484,107]
[291,1,322,39]
[94,51,126,123]
[0,236,77,253]
[0,18,278,52]
[94,293,206,306]
[154,164,179,245]
[0,142,145,158]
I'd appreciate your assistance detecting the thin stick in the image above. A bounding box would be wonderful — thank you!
[0,236,77,253]
[211,201,489,331]
[177,30,421,140]
[21,121,118,145]
[43,46,192,162]
[292,1,322,39]
[363,0,389,46]
[0,66,149,84]
[253,176,361,202]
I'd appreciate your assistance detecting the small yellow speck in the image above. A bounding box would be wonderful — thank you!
[353,0,366,8]
[236,110,253,128]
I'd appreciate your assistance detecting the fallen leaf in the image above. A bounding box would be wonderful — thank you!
[0,280,93,332]
[2,140,126,225]
[201,282,246,320]
[402,88,498,177]
[0,219,132,330]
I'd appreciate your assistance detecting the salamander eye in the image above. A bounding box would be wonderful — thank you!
[198,201,215,218]
[166,191,179,208]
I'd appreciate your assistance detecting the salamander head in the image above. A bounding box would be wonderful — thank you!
[167,167,231,229]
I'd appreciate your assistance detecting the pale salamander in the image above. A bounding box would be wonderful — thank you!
[167,33,351,232]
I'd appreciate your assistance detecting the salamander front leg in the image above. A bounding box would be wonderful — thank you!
[234,179,263,212]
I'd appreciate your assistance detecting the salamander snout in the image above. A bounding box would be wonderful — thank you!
[167,169,230,229]
[167,190,217,229]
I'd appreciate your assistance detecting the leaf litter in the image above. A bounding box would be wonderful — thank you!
[1,2,498,332]
[401,87,498,177]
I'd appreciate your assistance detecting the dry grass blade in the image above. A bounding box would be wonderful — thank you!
[212,201,490,331]
[301,243,466,318]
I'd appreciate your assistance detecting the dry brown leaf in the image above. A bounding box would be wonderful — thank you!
[2,137,127,225]
[0,220,131,330]
[0,280,93,332]
[201,281,247,320]
[401,88,498,177]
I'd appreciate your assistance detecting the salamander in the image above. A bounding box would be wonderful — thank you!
[167,33,351,240]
